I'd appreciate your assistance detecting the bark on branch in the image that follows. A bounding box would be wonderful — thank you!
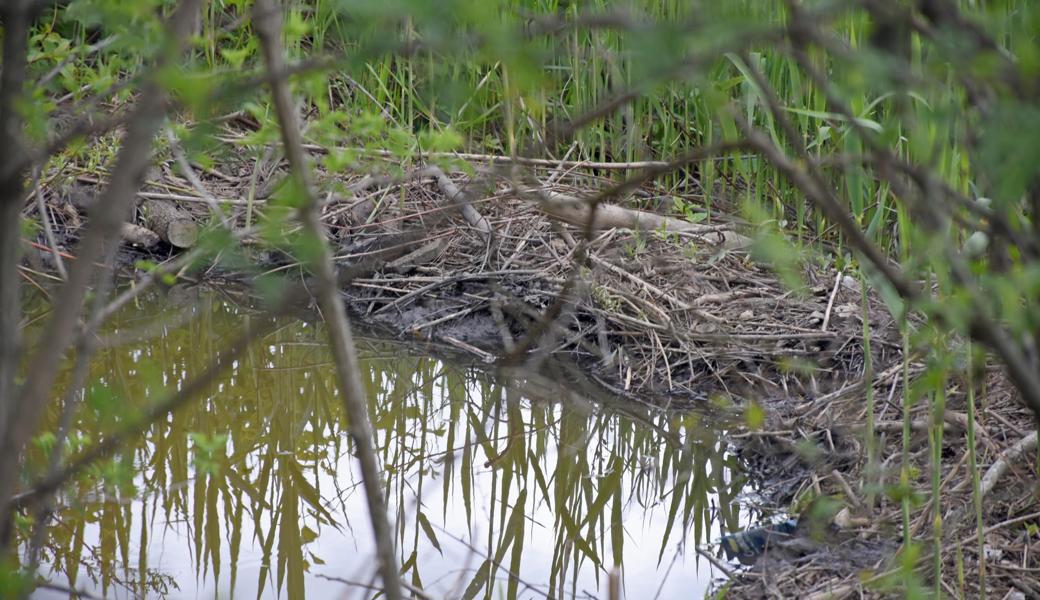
[252,2,404,599]
[535,189,751,249]
[0,0,204,542]
[0,4,33,532]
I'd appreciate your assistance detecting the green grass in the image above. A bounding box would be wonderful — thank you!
[33,0,1032,255]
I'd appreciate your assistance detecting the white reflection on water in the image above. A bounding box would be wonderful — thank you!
[30,293,751,600]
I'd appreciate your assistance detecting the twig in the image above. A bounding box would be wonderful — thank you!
[32,167,67,279]
[252,2,403,600]
[165,128,232,229]
[34,581,110,600]
[430,166,492,242]
[306,143,678,170]
[28,222,123,570]
[411,304,483,332]
[695,547,737,578]
[315,574,435,600]
[958,510,1040,550]
[371,270,539,316]
[0,0,204,541]
[441,335,497,363]
[804,583,856,600]
[430,523,556,600]
[821,270,842,332]
[12,317,274,508]
[138,190,253,205]
[22,239,75,261]
[38,35,118,88]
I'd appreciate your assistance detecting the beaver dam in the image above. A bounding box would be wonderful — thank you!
[49,142,898,405]
[22,143,1039,599]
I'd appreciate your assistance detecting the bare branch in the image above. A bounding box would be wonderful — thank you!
[0,0,203,542]
[165,128,233,229]
[31,167,67,280]
[252,2,404,600]
[732,40,1040,421]
[0,3,34,496]
[733,116,918,302]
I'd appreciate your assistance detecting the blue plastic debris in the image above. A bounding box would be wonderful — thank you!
[720,518,798,564]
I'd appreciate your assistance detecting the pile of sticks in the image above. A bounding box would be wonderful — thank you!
[36,144,901,404]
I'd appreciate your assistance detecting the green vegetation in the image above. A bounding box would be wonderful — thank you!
[30,1,1031,237]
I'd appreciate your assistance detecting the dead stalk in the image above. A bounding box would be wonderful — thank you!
[32,167,68,279]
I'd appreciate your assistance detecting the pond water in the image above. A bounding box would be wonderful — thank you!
[24,287,753,599]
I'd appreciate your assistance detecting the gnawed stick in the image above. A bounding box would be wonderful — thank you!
[533,188,752,250]
[120,222,160,248]
[386,238,445,273]
[430,167,492,242]
[980,430,1037,498]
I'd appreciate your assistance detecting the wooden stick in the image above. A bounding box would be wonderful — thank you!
[980,430,1038,498]
[535,188,752,250]
[32,167,67,279]
[430,166,492,242]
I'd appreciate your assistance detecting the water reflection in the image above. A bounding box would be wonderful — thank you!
[25,288,750,599]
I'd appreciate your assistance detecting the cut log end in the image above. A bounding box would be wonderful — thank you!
[165,220,199,248]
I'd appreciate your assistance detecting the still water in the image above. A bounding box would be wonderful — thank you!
[25,287,751,599]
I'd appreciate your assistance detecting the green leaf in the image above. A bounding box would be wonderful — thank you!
[557,502,601,566]
[417,511,442,554]
[494,489,527,563]
[780,106,883,132]
[977,100,1040,207]
[461,559,492,600]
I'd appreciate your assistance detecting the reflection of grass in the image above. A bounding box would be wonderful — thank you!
[26,292,745,598]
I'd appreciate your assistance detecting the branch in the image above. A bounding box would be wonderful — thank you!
[31,167,68,279]
[0,2,34,507]
[979,430,1038,499]
[0,0,203,542]
[902,0,1027,98]
[734,41,1040,421]
[251,2,403,600]
[734,117,918,301]
[782,14,1036,257]
[28,246,120,570]
[517,139,753,249]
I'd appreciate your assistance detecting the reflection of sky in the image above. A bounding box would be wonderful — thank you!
[32,301,753,600]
